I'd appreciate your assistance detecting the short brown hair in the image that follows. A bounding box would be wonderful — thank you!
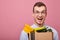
[33,2,47,13]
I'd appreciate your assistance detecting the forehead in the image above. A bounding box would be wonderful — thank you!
[34,6,46,12]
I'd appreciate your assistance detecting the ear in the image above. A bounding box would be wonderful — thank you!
[46,12,47,17]
[32,13,34,17]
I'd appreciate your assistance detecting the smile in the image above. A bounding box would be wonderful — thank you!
[37,18,43,20]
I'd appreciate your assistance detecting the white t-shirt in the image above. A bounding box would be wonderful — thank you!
[20,24,59,40]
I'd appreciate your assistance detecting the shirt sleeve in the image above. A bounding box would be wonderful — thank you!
[20,31,28,40]
[54,31,59,40]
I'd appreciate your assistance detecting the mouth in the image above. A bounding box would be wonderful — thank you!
[37,18,43,21]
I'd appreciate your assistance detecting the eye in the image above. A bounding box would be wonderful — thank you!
[41,11,46,14]
[36,11,40,13]
[34,10,40,14]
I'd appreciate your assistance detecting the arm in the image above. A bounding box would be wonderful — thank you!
[54,31,59,40]
[20,31,28,40]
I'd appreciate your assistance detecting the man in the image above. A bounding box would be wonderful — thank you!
[20,2,59,40]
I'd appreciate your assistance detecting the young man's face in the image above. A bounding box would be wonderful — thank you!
[33,6,47,25]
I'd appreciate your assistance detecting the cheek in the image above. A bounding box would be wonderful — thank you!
[42,14,47,18]
[33,14,38,18]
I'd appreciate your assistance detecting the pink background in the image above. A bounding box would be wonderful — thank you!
[0,0,60,40]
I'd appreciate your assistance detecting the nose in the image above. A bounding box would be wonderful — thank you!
[38,13,42,17]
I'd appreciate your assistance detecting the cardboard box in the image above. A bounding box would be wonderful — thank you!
[28,32,53,40]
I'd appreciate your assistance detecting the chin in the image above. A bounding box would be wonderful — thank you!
[37,22,43,25]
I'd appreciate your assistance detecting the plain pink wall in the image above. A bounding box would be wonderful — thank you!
[0,0,60,40]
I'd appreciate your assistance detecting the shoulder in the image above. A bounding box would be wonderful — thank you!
[20,30,28,38]
[20,30,27,35]
[44,24,58,38]
[45,24,58,32]
[44,24,58,32]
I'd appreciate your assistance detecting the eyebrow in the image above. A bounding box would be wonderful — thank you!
[36,10,40,13]
[35,10,46,13]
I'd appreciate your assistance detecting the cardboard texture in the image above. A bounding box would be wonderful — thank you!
[28,32,53,40]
